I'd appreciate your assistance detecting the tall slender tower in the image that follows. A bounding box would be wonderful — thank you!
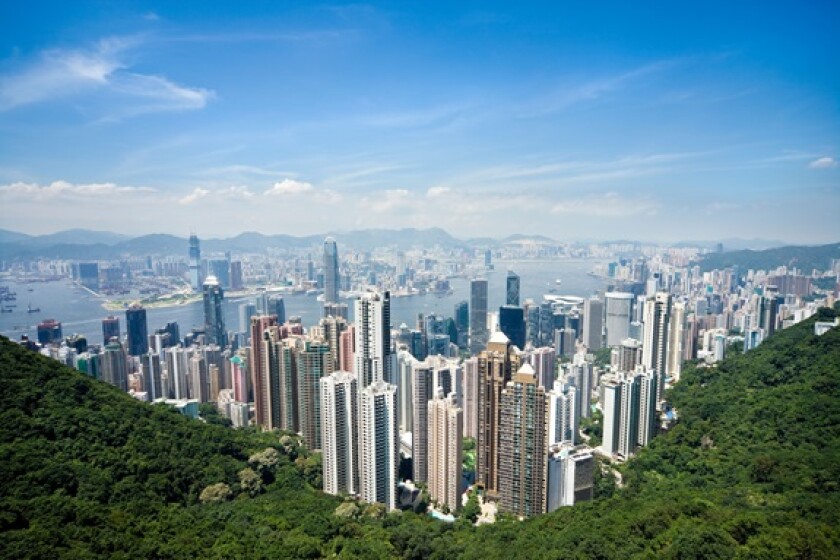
[667,301,685,382]
[203,275,227,347]
[324,237,340,305]
[642,292,671,405]
[321,370,359,496]
[470,279,489,354]
[189,233,202,290]
[506,270,520,306]
[428,389,463,512]
[354,291,392,389]
[462,356,479,439]
[583,297,604,351]
[498,363,548,517]
[411,360,434,483]
[295,339,333,451]
[476,331,520,496]
[359,380,399,511]
[250,315,278,428]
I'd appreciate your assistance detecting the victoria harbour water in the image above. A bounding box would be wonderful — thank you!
[0,259,607,345]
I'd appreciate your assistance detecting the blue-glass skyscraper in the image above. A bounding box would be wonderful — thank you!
[125,303,148,356]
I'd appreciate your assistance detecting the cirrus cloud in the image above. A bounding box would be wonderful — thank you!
[0,180,156,200]
[551,192,659,217]
[0,36,213,118]
[809,157,837,169]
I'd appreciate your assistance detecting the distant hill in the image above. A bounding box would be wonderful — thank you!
[0,229,33,245]
[0,227,467,259]
[674,238,788,251]
[696,242,840,273]
[1,306,838,558]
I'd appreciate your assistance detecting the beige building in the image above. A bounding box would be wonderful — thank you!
[428,389,463,512]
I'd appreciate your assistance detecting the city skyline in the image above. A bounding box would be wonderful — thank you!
[1,2,838,242]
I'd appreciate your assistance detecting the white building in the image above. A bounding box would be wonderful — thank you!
[321,370,359,497]
[605,292,634,347]
[359,380,399,511]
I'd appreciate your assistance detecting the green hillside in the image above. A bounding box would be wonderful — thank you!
[2,307,839,559]
[696,242,840,273]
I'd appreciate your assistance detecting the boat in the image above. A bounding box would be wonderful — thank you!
[27,303,40,313]
[0,307,11,314]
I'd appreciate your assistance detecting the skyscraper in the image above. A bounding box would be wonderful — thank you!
[354,291,392,389]
[239,301,257,343]
[324,237,340,305]
[428,389,463,513]
[203,275,227,348]
[476,331,520,496]
[499,305,526,350]
[604,292,634,347]
[454,300,469,349]
[411,360,433,483]
[102,315,120,346]
[189,233,202,290]
[642,292,671,405]
[140,351,163,401]
[250,315,278,428]
[263,328,297,432]
[359,380,399,511]
[271,296,286,325]
[506,270,520,306]
[498,363,547,517]
[296,339,333,451]
[547,380,578,446]
[125,303,148,356]
[461,356,479,439]
[470,279,489,354]
[667,301,686,382]
[320,314,348,371]
[583,297,604,351]
[189,354,209,402]
[321,370,359,496]
[101,339,128,392]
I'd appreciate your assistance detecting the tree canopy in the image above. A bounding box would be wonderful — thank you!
[1,307,839,558]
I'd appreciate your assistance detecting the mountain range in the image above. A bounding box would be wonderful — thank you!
[0,228,799,260]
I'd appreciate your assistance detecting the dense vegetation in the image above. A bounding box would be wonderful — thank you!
[1,307,839,558]
[696,242,840,273]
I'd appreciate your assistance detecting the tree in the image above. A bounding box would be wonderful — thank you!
[199,482,232,503]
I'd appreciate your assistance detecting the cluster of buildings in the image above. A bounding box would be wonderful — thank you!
[18,239,839,520]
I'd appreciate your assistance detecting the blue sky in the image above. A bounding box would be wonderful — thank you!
[0,1,838,242]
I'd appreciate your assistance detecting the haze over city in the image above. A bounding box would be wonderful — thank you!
[1,1,838,242]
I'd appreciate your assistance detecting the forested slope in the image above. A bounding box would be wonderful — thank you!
[1,306,839,559]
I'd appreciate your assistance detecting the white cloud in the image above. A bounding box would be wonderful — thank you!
[220,185,254,199]
[265,178,315,196]
[178,187,210,205]
[550,192,659,217]
[0,36,213,117]
[426,186,451,198]
[362,189,412,212]
[809,157,837,169]
[0,180,155,200]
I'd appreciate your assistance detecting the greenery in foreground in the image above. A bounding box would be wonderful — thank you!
[1,307,839,559]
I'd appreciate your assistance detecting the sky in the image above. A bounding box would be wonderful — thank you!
[0,1,838,243]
